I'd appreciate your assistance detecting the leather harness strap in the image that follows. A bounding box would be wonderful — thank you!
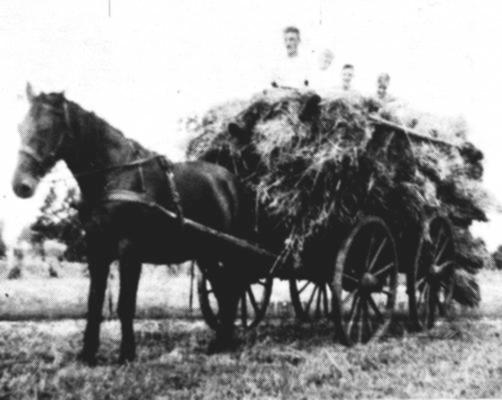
[21,98,185,229]
[74,155,164,178]
[157,156,184,230]
[102,155,185,230]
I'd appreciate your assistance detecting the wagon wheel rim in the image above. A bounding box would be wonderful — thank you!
[289,279,333,322]
[409,216,455,330]
[198,269,273,331]
[332,217,399,346]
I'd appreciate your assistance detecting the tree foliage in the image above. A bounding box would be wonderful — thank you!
[492,245,502,270]
[0,220,6,258]
[30,184,86,261]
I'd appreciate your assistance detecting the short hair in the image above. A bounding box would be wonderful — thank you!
[283,26,300,36]
[322,49,334,59]
[377,73,391,84]
[343,64,354,70]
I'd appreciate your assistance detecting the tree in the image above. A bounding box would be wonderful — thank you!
[492,245,502,270]
[0,220,6,258]
[30,183,86,261]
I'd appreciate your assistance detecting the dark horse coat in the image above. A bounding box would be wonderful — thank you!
[12,84,253,364]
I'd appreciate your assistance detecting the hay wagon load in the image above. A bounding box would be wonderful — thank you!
[185,88,489,345]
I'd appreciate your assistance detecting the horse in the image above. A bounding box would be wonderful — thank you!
[12,83,254,365]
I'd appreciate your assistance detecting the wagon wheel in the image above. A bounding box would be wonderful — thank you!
[408,216,455,330]
[197,270,273,330]
[332,217,399,346]
[289,279,332,321]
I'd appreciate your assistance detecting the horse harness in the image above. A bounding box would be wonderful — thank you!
[72,154,185,230]
[18,101,72,172]
[100,155,185,230]
[19,99,185,229]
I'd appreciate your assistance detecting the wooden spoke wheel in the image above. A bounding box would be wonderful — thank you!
[197,270,273,331]
[409,216,455,330]
[332,217,399,346]
[289,279,333,322]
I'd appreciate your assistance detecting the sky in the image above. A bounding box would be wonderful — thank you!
[1,0,502,248]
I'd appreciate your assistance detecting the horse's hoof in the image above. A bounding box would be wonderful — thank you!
[118,351,136,365]
[77,351,97,367]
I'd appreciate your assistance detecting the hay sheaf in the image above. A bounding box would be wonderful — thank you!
[185,89,490,304]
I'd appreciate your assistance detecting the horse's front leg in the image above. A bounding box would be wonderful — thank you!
[208,264,242,353]
[78,254,111,366]
[216,286,240,349]
[117,240,142,363]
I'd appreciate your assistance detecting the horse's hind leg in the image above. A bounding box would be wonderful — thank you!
[117,240,142,363]
[78,255,111,366]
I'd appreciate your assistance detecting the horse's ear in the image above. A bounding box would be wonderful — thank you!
[26,82,35,102]
[55,91,66,106]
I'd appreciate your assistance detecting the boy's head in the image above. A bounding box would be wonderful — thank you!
[341,64,354,89]
[377,73,391,99]
[319,49,334,71]
[283,26,301,56]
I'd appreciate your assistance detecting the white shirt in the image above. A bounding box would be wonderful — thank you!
[270,53,310,89]
[310,66,337,96]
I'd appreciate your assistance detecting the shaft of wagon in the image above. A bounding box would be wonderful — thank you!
[105,191,278,264]
[148,199,277,260]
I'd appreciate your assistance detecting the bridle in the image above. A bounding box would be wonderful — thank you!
[18,101,71,174]
[18,96,184,227]
[18,100,164,178]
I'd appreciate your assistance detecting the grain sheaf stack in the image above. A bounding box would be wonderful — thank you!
[186,88,491,307]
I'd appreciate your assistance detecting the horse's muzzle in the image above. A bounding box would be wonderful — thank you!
[12,175,38,199]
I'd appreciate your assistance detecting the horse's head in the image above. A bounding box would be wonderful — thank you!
[13,83,69,198]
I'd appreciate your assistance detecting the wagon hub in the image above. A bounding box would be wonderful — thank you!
[429,261,451,279]
[430,264,442,277]
[360,272,380,292]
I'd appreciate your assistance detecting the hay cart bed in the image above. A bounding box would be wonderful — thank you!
[180,89,487,345]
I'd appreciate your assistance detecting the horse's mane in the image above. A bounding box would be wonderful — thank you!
[37,92,154,159]
[68,100,154,159]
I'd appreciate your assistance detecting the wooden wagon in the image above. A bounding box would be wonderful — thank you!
[174,116,458,345]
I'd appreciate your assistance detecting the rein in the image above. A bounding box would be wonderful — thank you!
[74,154,167,178]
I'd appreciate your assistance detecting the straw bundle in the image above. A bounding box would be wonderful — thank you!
[185,89,490,306]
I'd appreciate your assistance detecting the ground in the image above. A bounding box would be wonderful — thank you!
[0,266,502,399]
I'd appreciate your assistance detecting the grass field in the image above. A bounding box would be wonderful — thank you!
[0,267,502,399]
[0,262,197,320]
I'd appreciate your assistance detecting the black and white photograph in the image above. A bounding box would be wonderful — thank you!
[1,0,502,398]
